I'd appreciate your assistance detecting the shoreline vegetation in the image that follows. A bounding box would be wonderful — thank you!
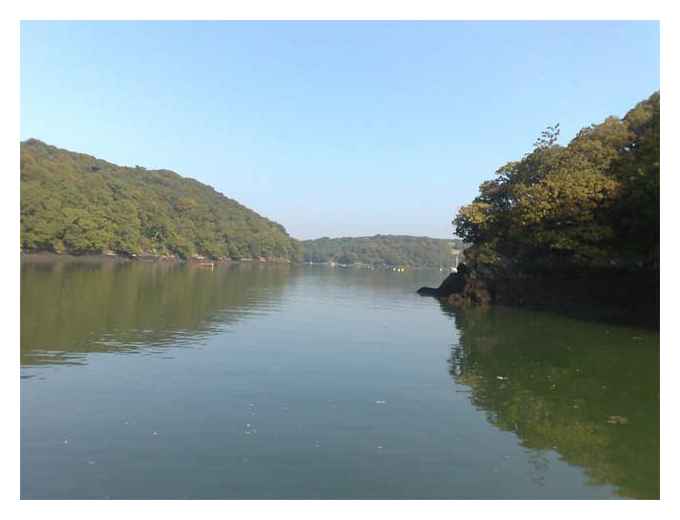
[19,251,451,272]
[20,250,293,264]
[302,235,466,270]
[21,92,659,325]
[20,141,462,270]
[419,92,660,327]
[20,139,303,263]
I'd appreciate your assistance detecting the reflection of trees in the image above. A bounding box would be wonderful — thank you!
[21,259,297,366]
[443,303,659,499]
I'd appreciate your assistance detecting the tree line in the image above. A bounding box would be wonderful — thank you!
[21,140,465,269]
[454,92,659,277]
[20,139,303,261]
[302,235,467,268]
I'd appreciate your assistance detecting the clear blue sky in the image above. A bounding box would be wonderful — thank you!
[20,21,659,240]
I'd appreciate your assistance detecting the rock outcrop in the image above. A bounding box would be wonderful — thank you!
[417,264,469,297]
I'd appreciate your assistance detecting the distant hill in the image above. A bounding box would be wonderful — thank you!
[302,235,467,268]
[20,139,302,261]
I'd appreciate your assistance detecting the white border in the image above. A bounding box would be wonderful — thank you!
[7,1,667,21]
[2,1,675,519]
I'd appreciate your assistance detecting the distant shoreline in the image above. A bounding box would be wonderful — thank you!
[20,251,291,264]
[20,251,451,271]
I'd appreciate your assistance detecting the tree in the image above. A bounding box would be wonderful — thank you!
[454,92,660,274]
[20,140,301,261]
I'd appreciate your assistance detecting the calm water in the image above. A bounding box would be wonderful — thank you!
[20,258,659,499]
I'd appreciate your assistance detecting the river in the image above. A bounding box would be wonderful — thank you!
[20,258,659,499]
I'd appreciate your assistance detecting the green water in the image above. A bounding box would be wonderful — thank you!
[20,258,659,499]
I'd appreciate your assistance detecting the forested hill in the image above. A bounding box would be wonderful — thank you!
[20,139,302,261]
[302,235,467,268]
[455,92,659,273]
[451,92,659,319]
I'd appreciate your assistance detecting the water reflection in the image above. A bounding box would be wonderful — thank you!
[443,303,660,499]
[21,258,297,366]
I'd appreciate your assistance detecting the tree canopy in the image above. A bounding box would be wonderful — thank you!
[302,235,467,268]
[20,139,302,261]
[454,92,659,275]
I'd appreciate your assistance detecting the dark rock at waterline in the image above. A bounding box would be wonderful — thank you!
[417,264,468,297]
[416,286,441,296]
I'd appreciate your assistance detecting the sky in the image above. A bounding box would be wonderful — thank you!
[20,21,659,240]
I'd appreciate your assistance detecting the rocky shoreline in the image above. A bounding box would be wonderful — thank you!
[418,263,659,328]
[417,265,491,306]
[20,250,292,264]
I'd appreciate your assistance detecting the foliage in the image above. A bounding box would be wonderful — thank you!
[454,92,660,274]
[20,140,303,261]
[302,235,467,268]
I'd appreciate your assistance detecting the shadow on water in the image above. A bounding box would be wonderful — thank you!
[439,301,660,499]
[21,258,298,366]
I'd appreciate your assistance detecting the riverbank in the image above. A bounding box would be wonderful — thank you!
[20,250,293,264]
[304,260,457,272]
[21,252,449,272]
[420,267,659,329]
